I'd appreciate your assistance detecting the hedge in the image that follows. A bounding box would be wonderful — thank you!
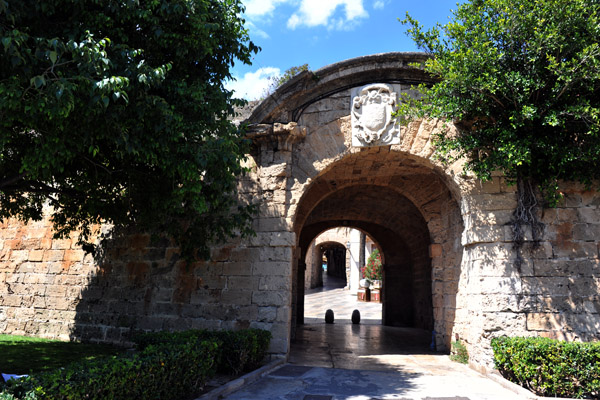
[1,328,271,400]
[133,328,272,375]
[491,336,600,399]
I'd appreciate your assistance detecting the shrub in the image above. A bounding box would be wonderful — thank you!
[361,249,382,281]
[1,339,218,400]
[0,391,37,400]
[449,340,469,364]
[133,328,272,375]
[491,336,600,398]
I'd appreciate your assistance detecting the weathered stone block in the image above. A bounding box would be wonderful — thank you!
[526,312,566,331]
[1,295,23,307]
[269,232,295,247]
[257,218,289,232]
[472,277,522,295]
[257,306,277,322]
[10,250,29,263]
[573,224,600,241]
[552,241,598,260]
[268,339,289,354]
[227,276,257,291]
[522,277,571,296]
[259,246,292,262]
[578,207,600,224]
[534,259,595,277]
[252,261,290,277]
[222,262,252,276]
[43,250,65,262]
[252,290,288,306]
[258,276,291,291]
[429,244,442,258]
[221,289,252,305]
[465,243,514,261]
[229,247,260,263]
[51,239,72,250]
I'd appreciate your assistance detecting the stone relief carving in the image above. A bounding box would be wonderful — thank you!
[351,83,400,147]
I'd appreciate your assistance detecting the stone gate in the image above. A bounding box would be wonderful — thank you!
[2,53,600,369]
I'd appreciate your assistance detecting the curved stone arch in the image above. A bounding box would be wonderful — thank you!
[294,172,457,247]
[286,116,466,235]
[312,231,384,264]
[247,53,436,125]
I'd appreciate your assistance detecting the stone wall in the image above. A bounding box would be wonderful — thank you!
[454,178,600,367]
[0,154,293,357]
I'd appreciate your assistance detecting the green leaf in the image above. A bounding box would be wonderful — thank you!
[49,50,57,64]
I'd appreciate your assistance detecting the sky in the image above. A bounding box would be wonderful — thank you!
[226,0,460,100]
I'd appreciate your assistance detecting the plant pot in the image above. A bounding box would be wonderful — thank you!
[357,287,370,302]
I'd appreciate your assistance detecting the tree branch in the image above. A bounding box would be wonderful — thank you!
[0,172,28,189]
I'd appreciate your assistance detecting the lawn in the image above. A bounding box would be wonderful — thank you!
[0,335,124,375]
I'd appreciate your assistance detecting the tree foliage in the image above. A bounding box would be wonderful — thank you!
[0,0,259,258]
[399,0,600,204]
[263,63,309,98]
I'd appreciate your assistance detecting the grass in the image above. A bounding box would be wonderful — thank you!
[0,335,124,374]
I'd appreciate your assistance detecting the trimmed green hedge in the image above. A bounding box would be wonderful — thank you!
[133,328,272,375]
[492,336,600,399]
[1,328,271,400]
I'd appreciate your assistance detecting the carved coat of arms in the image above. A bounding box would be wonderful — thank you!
[351,83,400,147]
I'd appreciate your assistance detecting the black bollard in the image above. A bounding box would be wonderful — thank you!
[351,309,361,324]
[325,309,334,324]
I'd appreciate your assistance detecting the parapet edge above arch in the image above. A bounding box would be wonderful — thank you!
[246,52,434,126]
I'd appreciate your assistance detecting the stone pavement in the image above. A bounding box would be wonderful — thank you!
[224,362,525,400]
[303,275,382,325]
[224,276,528,399]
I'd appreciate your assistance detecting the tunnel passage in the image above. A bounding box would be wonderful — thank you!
[319,242,347,282]
[298,185,432,329]
[293,149,464,346]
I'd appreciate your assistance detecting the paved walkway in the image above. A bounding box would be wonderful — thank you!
[224,275,528,399]
[304,275,382,325]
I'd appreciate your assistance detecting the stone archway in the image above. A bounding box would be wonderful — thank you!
[316,241,347,282]
[293,149,464,349]
[245,53,467,352]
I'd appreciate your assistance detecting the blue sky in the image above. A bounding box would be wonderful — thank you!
[226,0,459,100]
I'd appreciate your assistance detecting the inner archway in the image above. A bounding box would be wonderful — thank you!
[293,149,464,351]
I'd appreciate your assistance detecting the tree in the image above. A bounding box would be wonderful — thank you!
[262,63,309,98]
[399,0,600,260]
[0,0,259,259]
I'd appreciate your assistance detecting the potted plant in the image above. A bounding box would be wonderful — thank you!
[362,249,383,302]
[362,249,382,287]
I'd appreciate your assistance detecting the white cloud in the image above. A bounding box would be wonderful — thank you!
[246,21,270,39]
[225,67,281,100]
[287,0,368,29]
[244,0,288,18]
[242,0,368,31]
[373,0,386,10]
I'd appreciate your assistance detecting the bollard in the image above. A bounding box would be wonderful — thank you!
[351,309,361,324]
[325,309,334,324]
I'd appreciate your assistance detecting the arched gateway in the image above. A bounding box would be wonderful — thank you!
[242,52,600,367]
[245,52,466,355]
[2,53,600,371]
